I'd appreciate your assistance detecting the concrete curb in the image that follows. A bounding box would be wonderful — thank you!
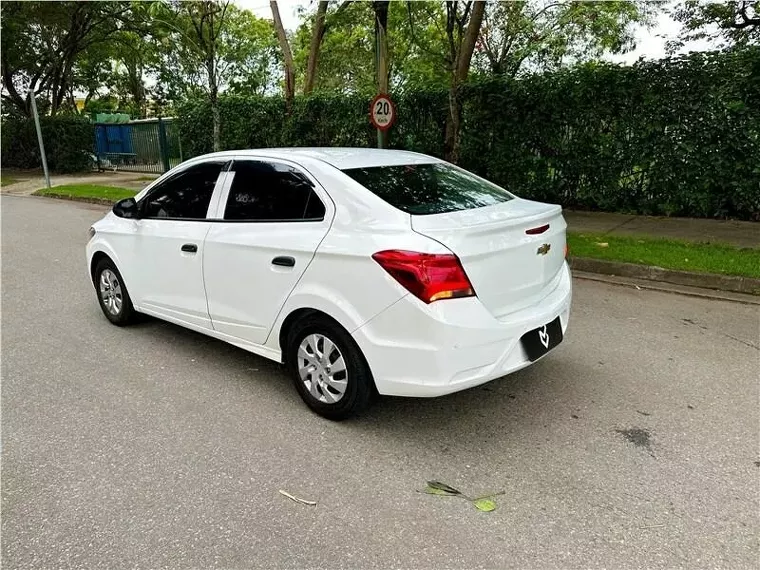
[570,257,760,296]
[30,192,119,206]
[572,271,760,305]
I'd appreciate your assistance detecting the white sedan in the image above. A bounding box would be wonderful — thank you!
[86,148,571,419]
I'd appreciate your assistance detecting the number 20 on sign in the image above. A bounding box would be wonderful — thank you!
[370,94,396,131]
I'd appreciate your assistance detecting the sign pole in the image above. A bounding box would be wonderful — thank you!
[29,90,51,189]
[374,21,382,149]
[374,4,389,149]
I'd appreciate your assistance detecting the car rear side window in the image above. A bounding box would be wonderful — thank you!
[341,163,513,215]
[224,160,326,221]
[141,161,225,219]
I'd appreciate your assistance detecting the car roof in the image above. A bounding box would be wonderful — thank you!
[197,147,442,170]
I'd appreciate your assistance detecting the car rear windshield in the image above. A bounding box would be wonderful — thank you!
[341,162,513,215]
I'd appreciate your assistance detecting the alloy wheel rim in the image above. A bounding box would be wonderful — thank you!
[297,333,348,404]
[99,269,123,316]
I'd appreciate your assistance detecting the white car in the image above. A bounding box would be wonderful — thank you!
[86,148,571,419]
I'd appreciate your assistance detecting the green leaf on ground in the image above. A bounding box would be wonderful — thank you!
[473,498,497,512]
[423,481,503,512]
[425,481,461,496]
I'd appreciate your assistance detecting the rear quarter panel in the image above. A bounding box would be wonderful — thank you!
[262,163,451,353]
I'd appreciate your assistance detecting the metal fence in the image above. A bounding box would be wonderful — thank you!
[94,118,183,174]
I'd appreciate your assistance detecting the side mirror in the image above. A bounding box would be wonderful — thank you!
[113,197,139,219]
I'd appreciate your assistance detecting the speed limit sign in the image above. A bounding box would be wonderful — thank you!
[370,94,396,131]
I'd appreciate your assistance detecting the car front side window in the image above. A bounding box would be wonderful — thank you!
[140,161,226,220]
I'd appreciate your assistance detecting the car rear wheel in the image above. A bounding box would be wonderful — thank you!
[287,315,374,420]
[94,258,136,326]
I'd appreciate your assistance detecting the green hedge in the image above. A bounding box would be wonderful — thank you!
[1,115,95,173]
[177,48,760,220]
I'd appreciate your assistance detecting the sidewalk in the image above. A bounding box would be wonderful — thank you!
[0,170,156,197]
[564,210,760,249]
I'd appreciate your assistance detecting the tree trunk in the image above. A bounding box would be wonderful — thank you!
[444,0,485,164]
[207,56,221,151]
[304,0,328,94]
[444,84,461,163]
[455,0,485,83]
[211,94,221,152]
[271,0,295,110]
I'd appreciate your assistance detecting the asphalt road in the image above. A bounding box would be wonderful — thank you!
[2,195,758,569]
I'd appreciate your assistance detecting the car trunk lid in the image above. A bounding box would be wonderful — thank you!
[411,198,567,319]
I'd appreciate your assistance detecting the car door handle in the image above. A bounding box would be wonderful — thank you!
[181,243,198,253]
[272,256,295,267]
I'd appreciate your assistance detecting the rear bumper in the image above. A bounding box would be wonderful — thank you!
[352,262,572,397]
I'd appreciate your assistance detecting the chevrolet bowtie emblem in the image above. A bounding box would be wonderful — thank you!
[537,243,551,256]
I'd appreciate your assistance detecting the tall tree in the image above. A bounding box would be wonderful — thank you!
[223,12,281,97]
[477,0,656,76]
[289,1,446,94]
[442,1,485,163]
[1,1,137,117]
[181,0,229,151]
[304,1,330,93]
[270,0,296,106]
[151,1,276,148]
[671,0,759,49]
[297,0,657,91]
[271,0,353,102]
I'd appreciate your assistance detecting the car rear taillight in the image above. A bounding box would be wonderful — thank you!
[372,250,475,303]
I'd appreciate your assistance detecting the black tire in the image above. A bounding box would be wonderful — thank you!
[286,314,374,420]
[93,257,137,326]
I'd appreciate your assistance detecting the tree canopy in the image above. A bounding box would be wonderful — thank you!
[8,0,753,123]
[671,0,759,50]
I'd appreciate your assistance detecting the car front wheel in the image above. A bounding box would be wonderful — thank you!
[94,258,136,326]
[287,315,374,420]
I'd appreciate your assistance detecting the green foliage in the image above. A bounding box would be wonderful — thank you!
[288,0,658,92]
[177,93,375,157]
[0,176,21,187]
[461,48,760,219]
[34,184,137,201]
[567,233,760,278]
[475,0,658,76]
[292,1,376,94]
[670,1,759,50]
[149,2,278,101]
[1,116,95,173]
[0,1,138,116]
[177,47,760,220]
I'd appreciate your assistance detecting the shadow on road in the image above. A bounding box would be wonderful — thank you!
[120,312,588,452]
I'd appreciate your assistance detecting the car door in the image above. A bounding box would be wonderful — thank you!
[130,159,228,329]
[203,158,333,345]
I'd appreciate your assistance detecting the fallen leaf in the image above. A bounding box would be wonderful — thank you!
[425,486,455,496]
[595,242,609,247]
[473,498,497,512]
[425,481,461,496]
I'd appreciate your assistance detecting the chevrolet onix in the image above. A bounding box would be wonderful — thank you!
[86,148,571,419]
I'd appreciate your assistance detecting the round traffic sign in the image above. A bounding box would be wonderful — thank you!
[369,94,396,131]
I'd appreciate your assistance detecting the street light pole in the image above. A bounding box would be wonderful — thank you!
[29,90,51,189]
